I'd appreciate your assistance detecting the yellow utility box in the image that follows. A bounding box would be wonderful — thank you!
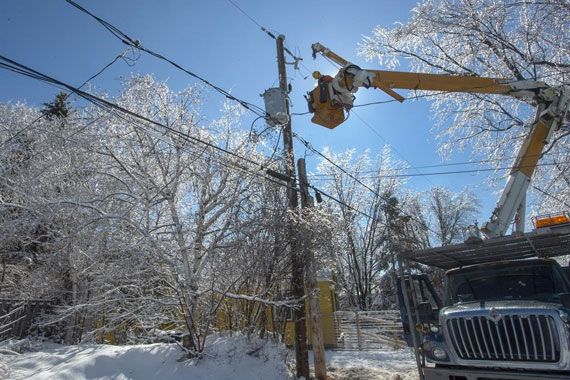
[284,276,337,348]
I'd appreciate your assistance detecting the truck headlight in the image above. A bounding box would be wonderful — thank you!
[432,347,448,361]
[430,325,440,333]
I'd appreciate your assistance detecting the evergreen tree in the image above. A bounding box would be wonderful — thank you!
[41,92,69,121]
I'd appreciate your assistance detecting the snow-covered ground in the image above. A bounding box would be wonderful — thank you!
[1,335,293,380]
[0,336,418,380]
[320,350,418,380]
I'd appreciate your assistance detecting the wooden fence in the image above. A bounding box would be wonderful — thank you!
[334,310,405,350]
[0,299,53,340]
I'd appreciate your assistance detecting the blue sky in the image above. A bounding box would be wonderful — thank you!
[0,0,499,222]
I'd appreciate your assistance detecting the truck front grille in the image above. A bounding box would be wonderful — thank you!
[446,314,560,362]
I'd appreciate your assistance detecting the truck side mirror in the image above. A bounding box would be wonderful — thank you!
[560,293,570,309]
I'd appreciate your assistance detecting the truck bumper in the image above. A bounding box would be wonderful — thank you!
[424,367,570,380]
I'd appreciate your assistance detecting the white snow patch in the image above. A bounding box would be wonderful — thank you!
[0,356,10,380]
[3,334,294,380]
[312,349,419,380]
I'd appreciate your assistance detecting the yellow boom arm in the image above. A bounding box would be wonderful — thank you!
[307,43,569,238]
[308,43,543,130]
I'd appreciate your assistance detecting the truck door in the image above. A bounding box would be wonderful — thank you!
[396,274,442,347]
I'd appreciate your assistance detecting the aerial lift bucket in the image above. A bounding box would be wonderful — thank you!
[306,74,346,129]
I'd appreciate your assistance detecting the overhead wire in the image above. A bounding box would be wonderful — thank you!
[221,2,393,219]
[351,110,437,187]
[226,0,436,215]
[226,0,311,79]
[0,55,296,197]
[64,0,289,164]
[64,0,269,119]
[227,0,263,29]
[308,160,570,180]
[0,54,266,170]
[532,185,570,209]
[305,183,381,223]
[0,53,389,226]
[1,47,135,147]
[99,107,292,195]
[75,47,139,91]
[292,132,439,234]
[3,2,394,227]
[308,152,555,175]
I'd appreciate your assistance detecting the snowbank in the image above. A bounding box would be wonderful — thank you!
[3,334,293,380]
[1,334,420,380]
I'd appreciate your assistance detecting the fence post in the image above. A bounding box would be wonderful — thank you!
[355,311,362,350]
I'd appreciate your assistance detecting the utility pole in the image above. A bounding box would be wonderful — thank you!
[298,158,327,380]
[276,34,309,380]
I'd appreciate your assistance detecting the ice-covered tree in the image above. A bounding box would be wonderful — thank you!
[84,75,276,352]
[314,146,406,310]
[0,75,289,351]
[426,187,480,246]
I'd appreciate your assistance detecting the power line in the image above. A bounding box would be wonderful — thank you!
[532,185,570,209]
[305,183,381,223]
[352,91,442,108]
[226,0,311,79]
[2,0,394,229]
[0,53,388,227]
[308,152,554,175]
[292,132,439,235]
[0,55,297,198]
[351,111,437,188]
[75,47,139,90]
[227,0,264,29]
[1,48,134,148]
[0,54,263,168]
[65,0,269,119]
[226,0,297,62]
[308,160,570,180]
[104,108,294,195]
[223,1,405,224]
[108,115,385,228]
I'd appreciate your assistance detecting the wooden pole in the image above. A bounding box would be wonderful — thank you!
[298,158,327,379]
[276,34,309,380]
[355,311,362,351]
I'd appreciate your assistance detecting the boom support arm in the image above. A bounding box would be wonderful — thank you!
[307,43,569,238]
[481,92,569,237]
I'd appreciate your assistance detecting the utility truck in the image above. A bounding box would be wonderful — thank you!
[399,218,570,380]
[305,43,570,379]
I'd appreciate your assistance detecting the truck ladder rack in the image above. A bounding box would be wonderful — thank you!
[402,224,570,270]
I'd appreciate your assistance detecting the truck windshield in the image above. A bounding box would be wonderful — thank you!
[446,263,569,305]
